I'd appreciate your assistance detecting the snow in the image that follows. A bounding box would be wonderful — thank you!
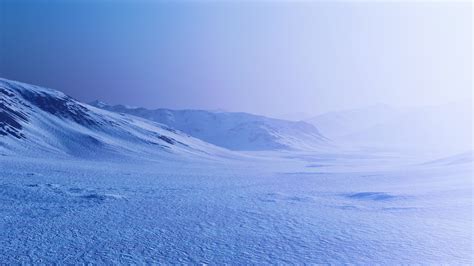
[307,102,473,156]
[0,78,234,160]
[307,104,400,139]
[0,151,472,264]
[90,102,330,151]
[1,78,473,263]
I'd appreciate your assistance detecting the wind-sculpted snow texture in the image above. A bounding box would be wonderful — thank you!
[0,152,472,264]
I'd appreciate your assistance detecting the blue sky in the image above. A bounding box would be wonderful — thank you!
[0,0,471,117]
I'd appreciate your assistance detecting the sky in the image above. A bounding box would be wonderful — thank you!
[0,0,471,118]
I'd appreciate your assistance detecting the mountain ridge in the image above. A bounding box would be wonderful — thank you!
[90,101,331,151]
[0,78,231,160]
[306,102,473,154]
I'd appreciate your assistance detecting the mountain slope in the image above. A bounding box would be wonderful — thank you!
[422,150,474,166]
[307,103,473,154]
[0,78,230,160]
[90,101,330,151]
[306,104,400,139]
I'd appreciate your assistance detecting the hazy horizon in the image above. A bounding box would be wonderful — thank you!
[0,1,471,118]
[1,1,473,263]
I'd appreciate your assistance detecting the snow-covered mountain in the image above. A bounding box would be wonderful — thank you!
[422,150,474,166]
[90,101,330,151]
[307,103,473,154]
[307,104,400,139]
[0,78,230,160]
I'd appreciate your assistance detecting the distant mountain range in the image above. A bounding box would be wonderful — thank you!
[2,77,470,158]
[306,104,400,139]
[422,150,473,166]
[0,78,330,160]
[90,101,329,151]
[306,102,473,154]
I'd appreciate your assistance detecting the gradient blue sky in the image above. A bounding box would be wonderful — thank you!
[0,0,471,118]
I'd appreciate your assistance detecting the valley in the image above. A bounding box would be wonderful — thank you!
[0,78,472,263]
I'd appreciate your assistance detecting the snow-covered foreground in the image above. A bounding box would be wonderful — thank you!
[0,151,471,264]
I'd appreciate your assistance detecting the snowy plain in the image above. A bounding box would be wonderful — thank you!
[1,150,472,264]
[0,78,472,263]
